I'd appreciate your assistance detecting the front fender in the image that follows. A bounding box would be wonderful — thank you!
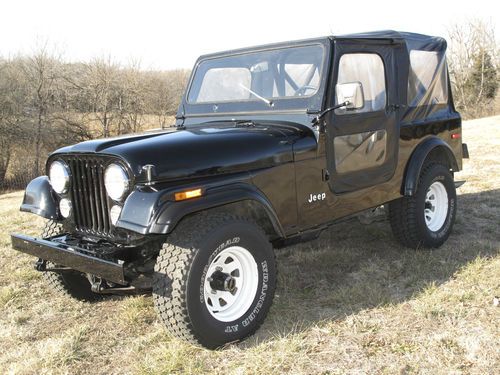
[116,183,284,237]
[20,176,59,220]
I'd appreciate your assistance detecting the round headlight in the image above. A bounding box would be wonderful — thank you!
[49,161,70,194]
[104,163,129,201]
[59,198,72,218]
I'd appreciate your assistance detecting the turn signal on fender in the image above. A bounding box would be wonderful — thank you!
[174,188,203,201]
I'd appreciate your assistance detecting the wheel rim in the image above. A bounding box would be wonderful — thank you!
[424,181,449,232]
[204,246,259,322]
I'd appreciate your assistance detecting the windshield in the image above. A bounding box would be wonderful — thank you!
[187,45,325,105]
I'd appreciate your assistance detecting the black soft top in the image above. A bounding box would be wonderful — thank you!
[183,31,454,125]
[197,31,446,58]
[335,30,451,123]
[335,30,446,51]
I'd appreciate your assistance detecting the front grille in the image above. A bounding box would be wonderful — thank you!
[64,156,113,235]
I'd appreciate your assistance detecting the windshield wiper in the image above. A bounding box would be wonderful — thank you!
[239,84,273,107]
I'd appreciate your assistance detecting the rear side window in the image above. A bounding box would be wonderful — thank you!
[336,53,386,114]
[407,50,448,107]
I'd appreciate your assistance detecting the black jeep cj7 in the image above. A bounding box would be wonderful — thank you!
[11,31,468,348]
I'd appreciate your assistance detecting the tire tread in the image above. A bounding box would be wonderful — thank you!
[153,212,274,347]
[389,162,446,249]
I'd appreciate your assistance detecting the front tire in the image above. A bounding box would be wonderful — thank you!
[41,220,100,302]
[389,163,457,248]
[152,213,276,349]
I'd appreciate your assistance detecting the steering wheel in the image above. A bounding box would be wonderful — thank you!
[294,85,317,96]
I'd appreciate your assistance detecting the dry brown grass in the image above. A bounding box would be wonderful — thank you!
[0,116,499,374]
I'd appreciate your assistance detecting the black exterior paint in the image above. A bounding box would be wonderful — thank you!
[325,39,406,193]
[20,176,59,220]
[52,122,305,183]
[12,31,466,282]
[402,132,460,196]
[11,233,126,284]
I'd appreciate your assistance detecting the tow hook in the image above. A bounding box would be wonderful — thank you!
[89,275,107,293]
[88,275,137,294]
[34,258,46,272]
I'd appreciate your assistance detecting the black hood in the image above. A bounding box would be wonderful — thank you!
[52,122,311,183]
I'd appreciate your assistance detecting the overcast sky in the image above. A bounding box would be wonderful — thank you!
[0,0,498,70]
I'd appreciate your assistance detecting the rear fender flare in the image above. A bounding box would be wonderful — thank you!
[403,137,459,196]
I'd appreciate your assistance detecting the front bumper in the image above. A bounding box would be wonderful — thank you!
[11,233,126,285]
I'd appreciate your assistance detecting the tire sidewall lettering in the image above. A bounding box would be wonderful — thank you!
[242,260,268,328]
[225,260,269,333]
[188,222,275,345]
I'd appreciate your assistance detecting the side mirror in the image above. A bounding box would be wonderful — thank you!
[336,82,365,110]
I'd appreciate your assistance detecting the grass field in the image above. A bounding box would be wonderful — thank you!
[0,116,499,374]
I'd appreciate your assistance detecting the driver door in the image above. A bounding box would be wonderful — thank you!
[325,40,405,194]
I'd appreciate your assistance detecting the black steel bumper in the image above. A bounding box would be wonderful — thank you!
[10,233,126,285]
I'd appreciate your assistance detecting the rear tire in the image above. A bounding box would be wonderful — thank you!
[41,220,101,302]
[152,213,276,349]
[389,163,457,248]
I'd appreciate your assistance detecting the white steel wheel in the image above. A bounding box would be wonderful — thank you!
[204,246,259,322]
[424,181,449,231]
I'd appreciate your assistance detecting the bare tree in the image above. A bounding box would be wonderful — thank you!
[0,47,191,190]
[447,19,499,119]
[0,57,32,185]
[83,57,120,137]
[21,45,62,174]
[0,60,12,184]
[117,62,147,134]
[56,62,95,142]
[147,69,190,129]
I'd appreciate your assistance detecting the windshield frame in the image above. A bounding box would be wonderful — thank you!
[181,38,331,118]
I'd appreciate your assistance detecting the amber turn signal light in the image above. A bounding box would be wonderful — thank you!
[174,188,203,201]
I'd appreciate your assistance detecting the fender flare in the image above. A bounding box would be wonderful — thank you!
[403,137,459,196]
[116,183,285,238]
[20,176,59,220]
